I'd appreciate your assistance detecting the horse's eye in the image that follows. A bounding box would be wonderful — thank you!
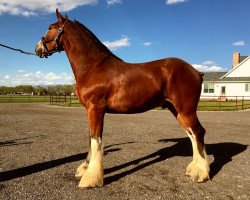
[48,25,54,30]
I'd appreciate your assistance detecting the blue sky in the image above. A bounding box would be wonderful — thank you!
[0,0,249,86]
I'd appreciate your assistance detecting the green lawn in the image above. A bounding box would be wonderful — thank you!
[198,100,250,111]
[1,95,250,111]
[0,95,50,103]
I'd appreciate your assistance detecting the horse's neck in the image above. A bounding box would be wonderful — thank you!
[62,23,115,81]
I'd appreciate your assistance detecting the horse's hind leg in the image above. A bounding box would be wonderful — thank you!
[166,101,209,182]
[178,113,210,182]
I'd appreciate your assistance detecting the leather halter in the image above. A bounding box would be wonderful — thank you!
[40,20,70,58]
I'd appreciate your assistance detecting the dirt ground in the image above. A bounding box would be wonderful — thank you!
[0,103,249,200]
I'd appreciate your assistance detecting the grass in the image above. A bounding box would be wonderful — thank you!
[54,99,250,111]
[198,100,250,111]
[49,95,81,107]
[54,99,82,107]
[0,95,50,103]
[1,95,250,111]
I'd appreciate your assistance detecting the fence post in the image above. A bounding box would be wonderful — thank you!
[235,96,238,111]
[219,97,221,111]
[69,95,72,107]
[242,96,244,110]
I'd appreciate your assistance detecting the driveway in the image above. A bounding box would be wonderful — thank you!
[0,104,249,199]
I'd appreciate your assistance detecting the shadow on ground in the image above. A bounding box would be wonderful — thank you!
[0,138,247,184]
[0,135,45,147]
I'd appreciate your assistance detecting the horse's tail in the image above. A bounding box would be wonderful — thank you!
[199,72,204,82]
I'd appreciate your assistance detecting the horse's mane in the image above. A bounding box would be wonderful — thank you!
[73,20,123,61]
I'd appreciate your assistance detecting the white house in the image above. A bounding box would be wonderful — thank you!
[200,52,250,100]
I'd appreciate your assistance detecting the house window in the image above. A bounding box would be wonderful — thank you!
[245,83,250,92]
[204,84,214,93]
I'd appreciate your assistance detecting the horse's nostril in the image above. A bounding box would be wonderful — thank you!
[35,46,42,57]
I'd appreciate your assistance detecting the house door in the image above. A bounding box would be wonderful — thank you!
[221,86,226,96]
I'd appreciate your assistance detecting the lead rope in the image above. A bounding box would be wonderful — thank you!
[0,43,37,56]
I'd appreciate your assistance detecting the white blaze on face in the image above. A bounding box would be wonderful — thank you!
[36,40,42,48]
[36,30,49,49]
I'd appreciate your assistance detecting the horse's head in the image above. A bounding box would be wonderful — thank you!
[35,9,69,58]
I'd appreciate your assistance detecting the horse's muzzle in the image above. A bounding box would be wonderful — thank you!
[35,43,51,58]
[35,45,43,58]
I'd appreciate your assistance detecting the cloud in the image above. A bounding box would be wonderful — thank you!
[232,40,245,46]
[103,35,130,50]
[201,60,216,66]
[1,70,73,86]
[0,0,97,16]
[107,0,122,5]
[144,42,152,46]
[142,41,158,47]
[192,61,227,72]
[166,0,188,5]
[4,75,10,79]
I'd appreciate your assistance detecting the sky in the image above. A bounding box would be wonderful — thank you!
[0,0,249,86]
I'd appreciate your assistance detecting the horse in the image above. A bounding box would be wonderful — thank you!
[35,9,210,188]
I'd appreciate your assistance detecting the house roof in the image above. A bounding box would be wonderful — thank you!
[240,56,248,63]
[221,56,250,78]
[203,54,250,83]
[203,72,250,82]
[203,72,226,81]
[220,77,250,81]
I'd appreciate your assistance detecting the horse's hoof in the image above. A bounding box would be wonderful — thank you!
[186,160,210,183]
[78,175,103,188]
[78,164,104,188]
[75,162,88,179]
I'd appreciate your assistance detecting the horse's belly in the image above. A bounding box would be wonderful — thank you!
[107,89,165,114]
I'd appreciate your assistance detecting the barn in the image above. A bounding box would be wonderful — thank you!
[200,52,250,100]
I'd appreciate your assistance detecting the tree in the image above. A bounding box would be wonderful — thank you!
[0,84,76,96]
[34,86,48,95]
[47,85,57,95]
[0,86,12,95]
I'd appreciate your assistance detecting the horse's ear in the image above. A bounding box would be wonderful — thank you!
[56,9,63,22]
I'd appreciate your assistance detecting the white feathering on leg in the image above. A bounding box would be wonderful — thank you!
[78,137,104,188]
[186,128,210,182]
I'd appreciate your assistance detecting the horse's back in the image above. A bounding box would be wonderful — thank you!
[129,57,203,97]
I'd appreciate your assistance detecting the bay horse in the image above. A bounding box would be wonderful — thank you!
[35,9,210,188]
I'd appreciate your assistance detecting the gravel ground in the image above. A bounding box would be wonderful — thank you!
[0,103,249,200]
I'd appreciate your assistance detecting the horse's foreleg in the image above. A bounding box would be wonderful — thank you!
[78,107,104,188]
[75,139,91,178]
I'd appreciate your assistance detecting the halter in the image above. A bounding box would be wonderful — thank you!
[40,20,70,58]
